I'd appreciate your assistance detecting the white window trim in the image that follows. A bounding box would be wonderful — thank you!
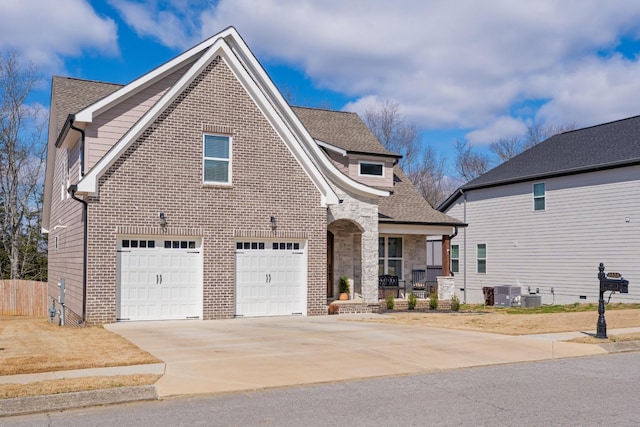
[379,236,404,279]
[533,182,545,211]
[358,160,385,178]
[477,243,487,274]
[202,134,232,185]
[451,244,459,273]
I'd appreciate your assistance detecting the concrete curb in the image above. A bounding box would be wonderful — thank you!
[598,340,640,353]
[0,385,158,417]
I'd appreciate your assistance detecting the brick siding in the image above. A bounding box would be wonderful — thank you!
[83,57,326,324]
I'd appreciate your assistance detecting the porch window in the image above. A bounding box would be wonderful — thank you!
[451,244,459,273]
[203,134,231,184]
[379,237,403,279]
[477,244,487,274]
[533,182,545,211]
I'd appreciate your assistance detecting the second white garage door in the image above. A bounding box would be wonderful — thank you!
[235,240,307,317]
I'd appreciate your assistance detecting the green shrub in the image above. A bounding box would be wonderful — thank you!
[451,294,460,312]
[339,275,350,294]
[386,294,395,310]
[408,293,417,310]
[429,292,438,310]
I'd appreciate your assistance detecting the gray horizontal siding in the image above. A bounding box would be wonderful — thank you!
[445,165,640,305]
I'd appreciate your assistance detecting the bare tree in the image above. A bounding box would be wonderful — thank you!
[490,121,575,163]
[408,145,458,207]
[454,139,490,182]
[0,51,46,279]
[364,100,418,172]
[364,100,455,207]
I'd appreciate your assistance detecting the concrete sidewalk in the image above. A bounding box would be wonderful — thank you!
[2,314,639,417]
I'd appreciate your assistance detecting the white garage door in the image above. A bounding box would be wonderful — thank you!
[235,240,307,317]
[117,237,202,321]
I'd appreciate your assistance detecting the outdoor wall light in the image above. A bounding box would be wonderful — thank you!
[159,212,167,228]
[270,216,277,232]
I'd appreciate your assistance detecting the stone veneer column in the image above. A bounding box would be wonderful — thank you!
[360,225,379,303]
[328,186,379,303]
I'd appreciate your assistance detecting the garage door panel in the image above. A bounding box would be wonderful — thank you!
[118,238,202,321]
[235,241,306,317]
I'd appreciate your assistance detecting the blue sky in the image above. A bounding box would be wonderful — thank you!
[3,0,640,173]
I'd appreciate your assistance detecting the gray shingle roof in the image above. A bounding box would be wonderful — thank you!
[292,106,400,157]
[378,167,464,225]
[463,114,640,190]
[50,76,122,139]
[50,78,462,226]
[295,106,463,225]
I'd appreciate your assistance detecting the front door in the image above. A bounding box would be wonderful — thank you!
[327,231,334,298]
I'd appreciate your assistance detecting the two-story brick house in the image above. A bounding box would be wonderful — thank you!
[42,27,463,325]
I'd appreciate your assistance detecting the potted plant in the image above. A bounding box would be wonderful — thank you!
[339,275,350,300]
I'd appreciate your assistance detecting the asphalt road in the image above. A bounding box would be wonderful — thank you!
[4,352,640,426]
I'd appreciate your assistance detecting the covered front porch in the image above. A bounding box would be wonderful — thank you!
[327,219,457,305]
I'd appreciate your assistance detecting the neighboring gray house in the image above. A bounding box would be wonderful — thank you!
[42,27,462,325]
[439,115,640,305]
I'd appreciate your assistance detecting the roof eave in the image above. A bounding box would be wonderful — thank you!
[462,158,640,193]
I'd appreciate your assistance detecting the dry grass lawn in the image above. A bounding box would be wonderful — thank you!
[359,308,640,336]
[0,316,160,376]
[0,374,161,399]
[0,317,161,399]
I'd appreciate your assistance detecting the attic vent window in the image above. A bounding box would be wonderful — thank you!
[359,161,384,177]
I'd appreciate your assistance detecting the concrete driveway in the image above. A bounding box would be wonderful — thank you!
[105,314,606,398]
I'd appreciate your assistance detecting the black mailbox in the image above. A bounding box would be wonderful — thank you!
[598,267,629,293]
[596,263,630,339]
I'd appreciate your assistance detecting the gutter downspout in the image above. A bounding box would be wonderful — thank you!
[67,117,88,324]
[69,185,88,324]
[462,190,467,304]
[69,116,85,176]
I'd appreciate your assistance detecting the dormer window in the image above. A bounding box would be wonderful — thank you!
[359,161,384,177]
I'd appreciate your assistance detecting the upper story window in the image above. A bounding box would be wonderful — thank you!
[359,161,384,177]
[203,134,231,185]
[533,182,545,211]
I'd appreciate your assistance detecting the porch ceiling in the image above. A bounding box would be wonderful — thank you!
[378,222,456,236]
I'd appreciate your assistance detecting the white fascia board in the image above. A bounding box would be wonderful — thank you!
[379,223,455,236]
[225,33,388,200]
[76,40,227,194]
[316,139,347,156]
[75,28,237,123]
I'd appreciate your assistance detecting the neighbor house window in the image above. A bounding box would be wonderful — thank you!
[203,134,231,184]
[379,237,403,279]
[359,161,384,177]
[451,244,459,273]
[477,244,486,274]
[533,182,545,211]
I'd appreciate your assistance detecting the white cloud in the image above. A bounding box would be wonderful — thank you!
[108,0,206,50]
[0,0,118,71]
[100,0,640,141]
[465,117,528,146]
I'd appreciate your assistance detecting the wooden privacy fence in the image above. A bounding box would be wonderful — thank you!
[0,280,48,316]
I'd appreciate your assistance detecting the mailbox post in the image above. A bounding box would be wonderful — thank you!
[596,263,629,339]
